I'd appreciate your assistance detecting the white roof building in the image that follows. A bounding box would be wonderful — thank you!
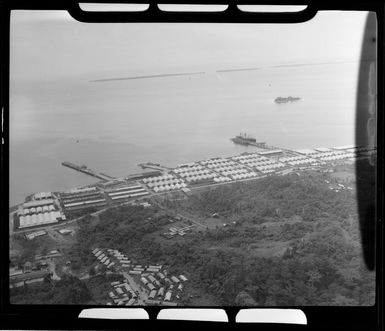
[149,290,157,299]
[171,276,180,283]
[179,275,188,282]
[158,287,165,297]
[141,277,148,284]
[164,291,172,301]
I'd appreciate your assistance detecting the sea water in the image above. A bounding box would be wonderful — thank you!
[9,62,359,206]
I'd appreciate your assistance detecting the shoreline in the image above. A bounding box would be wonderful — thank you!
[10,144,375,209]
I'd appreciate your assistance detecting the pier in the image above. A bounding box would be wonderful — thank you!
[61,161,115,181]
[138,162,171,172]
[248,142,268,148]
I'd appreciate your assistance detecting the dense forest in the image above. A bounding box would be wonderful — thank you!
[66,205,171,266]
[169,172,359,223]
[15,171,375,306]
[164,172,375,305]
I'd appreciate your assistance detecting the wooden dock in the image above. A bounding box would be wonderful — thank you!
[61,161,114,181]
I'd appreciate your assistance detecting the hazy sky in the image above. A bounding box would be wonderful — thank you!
[10,10,369,84]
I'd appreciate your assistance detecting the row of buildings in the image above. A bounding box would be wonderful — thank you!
[105,184,149,201]
[138,145,371,194]
[143,174,188,192]
[60,187,107,211]
[10,263,51,288]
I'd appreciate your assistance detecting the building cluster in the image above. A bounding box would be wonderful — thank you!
[172,164,217,184]
[278,155,318,166]
[92,248,118,269]
[140,268,188,304]
[108,280,138,306]
[35,250,62,260]
[143,146,342,190]
[232,154,286,174]
[163,224,195,238]
[9,262,51,288]
[205,158,259,180]
[105,184,149,201]
[92,248,153,272]
[13,144,375,232]
[143,174,188,193]
[60,187,107,211]
[91,248,188,306]
[328,182,353,193]
[311,149,357,162]
[33,192,53,200]
[23,204,56,214]
[18,211,64,229]
[296,145,374,160]
[17,197,66,229]
[211,176,232,183]
[172,158,260,184]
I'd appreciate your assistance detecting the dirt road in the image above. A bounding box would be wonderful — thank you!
[122,271,148,305]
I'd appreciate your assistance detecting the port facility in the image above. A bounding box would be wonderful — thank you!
[13,143,374,230]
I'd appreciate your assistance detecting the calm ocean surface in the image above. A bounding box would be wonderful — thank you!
[10,62,359,206]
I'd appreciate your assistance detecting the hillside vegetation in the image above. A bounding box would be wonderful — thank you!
[14,171,374,306]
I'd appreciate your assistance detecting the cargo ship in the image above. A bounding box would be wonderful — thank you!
[274,96,301,104]
[231,133,266,148]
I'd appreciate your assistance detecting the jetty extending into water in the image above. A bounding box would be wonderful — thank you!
[138,162,172,171]
[62,161,115,181]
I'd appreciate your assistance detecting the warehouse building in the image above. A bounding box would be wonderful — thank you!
[63,198,107,210]
[18,211,66,229]
[25,230,47,240]
[258,149,283,156]
[23,199,54,209]
[60,187,107,211]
